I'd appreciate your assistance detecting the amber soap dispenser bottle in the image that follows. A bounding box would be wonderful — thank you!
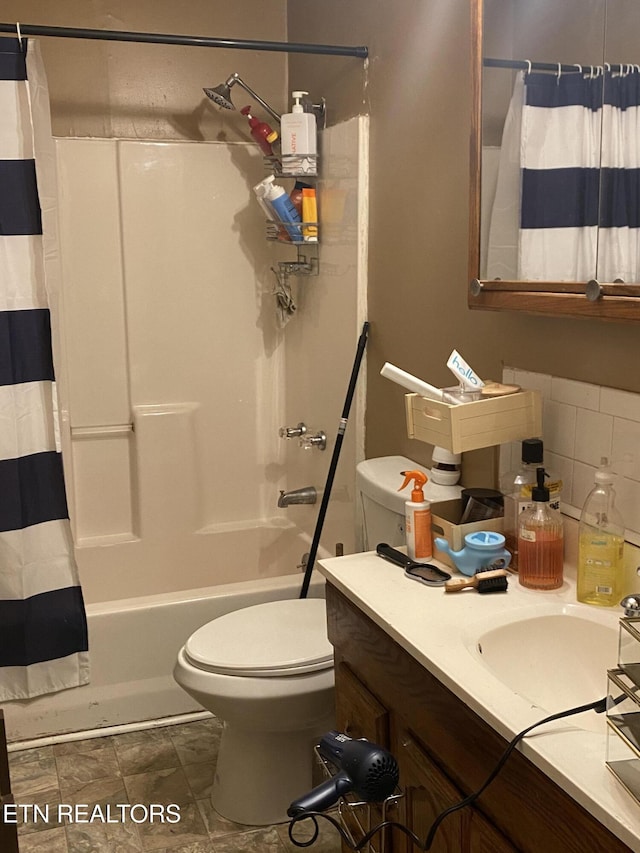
[517,467,564,590]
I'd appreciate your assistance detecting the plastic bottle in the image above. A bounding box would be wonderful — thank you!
[280,91,317,176]
[262,175,303,242]
[399,470,432,561]
[240,105,279,157]
[288,180,310,216]
[302,188,318,243]
[500,438,562,571]
[577,458,625,607]
[517,467,564,590]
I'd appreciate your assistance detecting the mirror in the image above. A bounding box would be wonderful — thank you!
[469,0,640,321]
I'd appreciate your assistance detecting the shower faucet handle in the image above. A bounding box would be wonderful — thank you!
[279,422,307,439]
[300,431,327,451]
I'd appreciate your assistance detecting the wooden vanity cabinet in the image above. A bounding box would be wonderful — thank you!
[326,583,632,853]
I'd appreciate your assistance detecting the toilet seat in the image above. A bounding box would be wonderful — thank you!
[184,598,333,677]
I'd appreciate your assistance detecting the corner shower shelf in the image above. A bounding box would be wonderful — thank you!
[261,154,320,279]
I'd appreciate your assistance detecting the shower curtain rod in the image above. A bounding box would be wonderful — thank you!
[485,57,634,73]
[0,22,368,59]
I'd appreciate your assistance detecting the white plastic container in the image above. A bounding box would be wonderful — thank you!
[280,91,317,176]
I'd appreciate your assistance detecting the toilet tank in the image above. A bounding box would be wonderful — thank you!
[356,456,430,552]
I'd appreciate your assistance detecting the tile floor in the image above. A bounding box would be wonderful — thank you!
[8,717,341,852]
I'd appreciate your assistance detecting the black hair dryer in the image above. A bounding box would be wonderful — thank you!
[287,731,400,816]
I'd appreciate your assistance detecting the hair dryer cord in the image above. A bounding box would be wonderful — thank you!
[288,695,607,850]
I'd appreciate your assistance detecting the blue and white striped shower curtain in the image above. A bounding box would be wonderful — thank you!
[0,37,89,700]
[487,68,640,282]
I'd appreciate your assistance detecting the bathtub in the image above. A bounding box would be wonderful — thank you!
[2,570,326,745]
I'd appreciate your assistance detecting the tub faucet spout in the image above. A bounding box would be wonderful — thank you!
[278,486,317,508]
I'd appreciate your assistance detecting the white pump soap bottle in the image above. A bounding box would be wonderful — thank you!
[281,91,317,176]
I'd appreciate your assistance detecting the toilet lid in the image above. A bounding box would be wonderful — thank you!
[184,598,334,677]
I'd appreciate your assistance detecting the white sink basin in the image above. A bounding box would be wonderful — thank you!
[464,604,619,732]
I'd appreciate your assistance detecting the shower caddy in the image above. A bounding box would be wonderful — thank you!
[263,109,323,284]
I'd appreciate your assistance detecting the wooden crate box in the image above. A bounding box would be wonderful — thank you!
[404,389,542,454]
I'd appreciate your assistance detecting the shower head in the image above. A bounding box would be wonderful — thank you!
[203,82,234,110]
[203,72,281,123]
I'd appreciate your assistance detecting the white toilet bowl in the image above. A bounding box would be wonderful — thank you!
[173,597,335,826]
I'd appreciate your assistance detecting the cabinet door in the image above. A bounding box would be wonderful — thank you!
[469,808,517,852]
[335,662,390,745]
[333,663,394,853]
[395,730,467,853]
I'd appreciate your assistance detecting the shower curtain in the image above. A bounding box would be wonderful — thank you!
[597,70,640,282]
[486,68,640,282]
[0,37,89,700]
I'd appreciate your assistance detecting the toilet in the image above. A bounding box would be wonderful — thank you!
[356,454,431,550]
[173,455,427,826]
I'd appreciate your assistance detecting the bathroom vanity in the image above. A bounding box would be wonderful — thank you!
[318,552,640,852]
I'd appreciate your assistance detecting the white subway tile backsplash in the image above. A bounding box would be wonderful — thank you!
[502,367,516,386]
[545,451,574,504]
[550,377,600,410]
[615,477,640,533]
[601,387,640,423]
[612,417,640,480]
[573,409,613,466]
[571,460,598,510]
[543,400,577,458]
[503,367,640,544]
[512,369,552,399]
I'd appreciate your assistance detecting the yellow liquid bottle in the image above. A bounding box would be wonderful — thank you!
[577,529,624,606]
[576,458,625,607]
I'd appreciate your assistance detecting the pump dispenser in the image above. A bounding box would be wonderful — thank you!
[500,438,562,571]
[281,91,317,176]
[517,467,564,590]
[240,105,278,157]
[399,470,432,561]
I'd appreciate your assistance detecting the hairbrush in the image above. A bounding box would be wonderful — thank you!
[444,568,508,593]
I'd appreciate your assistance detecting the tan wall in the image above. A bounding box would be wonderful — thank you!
[0,0,287,140]
[289,0,640,487]
[5,0,639,488]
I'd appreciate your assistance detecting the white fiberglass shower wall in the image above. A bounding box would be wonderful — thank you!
[55,117,368,604]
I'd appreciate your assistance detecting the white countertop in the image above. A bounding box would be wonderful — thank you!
[318,549,640,852]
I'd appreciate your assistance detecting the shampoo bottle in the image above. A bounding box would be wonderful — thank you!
[577,458,625,607]
[280,91,317,176]
[399,470,432,561]
[517,467,564,590]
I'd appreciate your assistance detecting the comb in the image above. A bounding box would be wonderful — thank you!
[444,569,508,593]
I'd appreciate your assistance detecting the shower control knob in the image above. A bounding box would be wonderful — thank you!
[279,422,307,439]
[300,431,327,451]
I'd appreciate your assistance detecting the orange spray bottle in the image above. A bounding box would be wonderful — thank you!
[399,470,432,561]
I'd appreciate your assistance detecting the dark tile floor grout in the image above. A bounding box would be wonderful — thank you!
[8,716,341,852]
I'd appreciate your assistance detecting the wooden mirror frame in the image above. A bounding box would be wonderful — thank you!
[467,0,640,323]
